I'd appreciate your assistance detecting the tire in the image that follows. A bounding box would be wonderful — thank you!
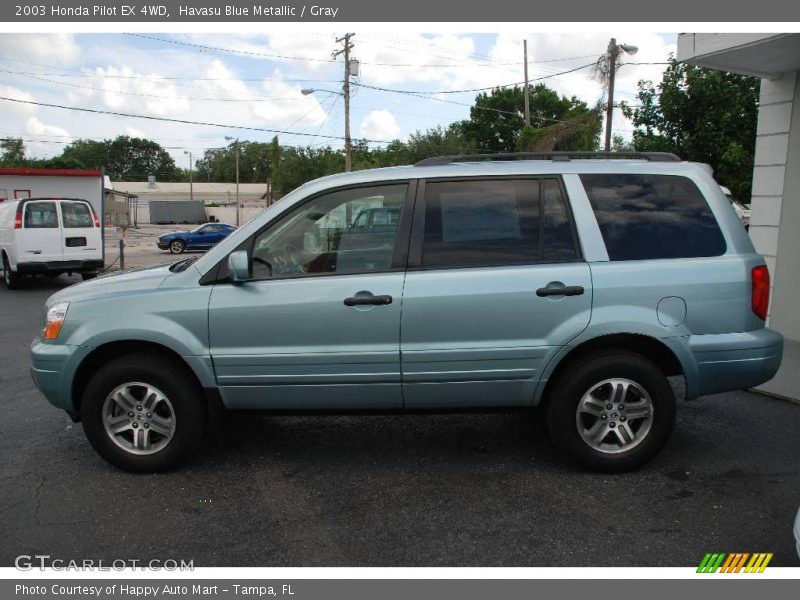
[2,253,21,290]
[80,354,206,472]
[169,240,186,254]
[545,351,675,472]
[81,273,98,281]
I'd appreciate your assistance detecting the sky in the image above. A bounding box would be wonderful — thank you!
[0,32,677,170]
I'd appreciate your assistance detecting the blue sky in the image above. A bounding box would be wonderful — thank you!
[0,32,677,168]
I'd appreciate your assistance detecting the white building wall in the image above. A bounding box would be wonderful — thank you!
[0,175,103,215]
[748,73,797,316]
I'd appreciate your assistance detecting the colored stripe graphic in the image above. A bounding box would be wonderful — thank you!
[698,552,773,573]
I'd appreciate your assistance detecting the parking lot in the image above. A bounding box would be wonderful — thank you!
[1,273,799,567]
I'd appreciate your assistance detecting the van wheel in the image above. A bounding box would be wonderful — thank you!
[2,254,21,290]
[80,354,206,472]
[169,240,186,254]
[546,352,675,472]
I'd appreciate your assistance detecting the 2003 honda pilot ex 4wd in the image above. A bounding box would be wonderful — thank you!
[30,152,784,473]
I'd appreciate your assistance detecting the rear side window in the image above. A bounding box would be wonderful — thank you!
[421,178,578,269]
[61,202,93,228]
[24,202,58,228]
[580,174,726,261]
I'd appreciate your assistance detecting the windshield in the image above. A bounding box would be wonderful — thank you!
[190,224,207,233]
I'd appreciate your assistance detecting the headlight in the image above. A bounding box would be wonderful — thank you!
[43,302,69,340]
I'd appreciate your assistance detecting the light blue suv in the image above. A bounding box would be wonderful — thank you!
[30,153,783,472]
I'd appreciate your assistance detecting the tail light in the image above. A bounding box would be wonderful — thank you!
[752,265,770,321]
[13,204,22,229]
[91,209,100,228]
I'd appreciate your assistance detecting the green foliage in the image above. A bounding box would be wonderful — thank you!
[462,84,601,153]
[0,137,26,165]
[55,136,181,180]
[621,58,759,201]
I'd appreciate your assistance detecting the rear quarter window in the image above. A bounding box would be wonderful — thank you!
[580,174,726,261]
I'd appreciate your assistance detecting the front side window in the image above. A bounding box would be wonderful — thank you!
[61,201,93,228]
[580,174,726,261]
[24,202,58,228]
[420,178,578,269]
[249,184,408,280]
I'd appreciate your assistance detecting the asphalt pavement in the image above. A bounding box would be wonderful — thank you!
[1,274,799,567]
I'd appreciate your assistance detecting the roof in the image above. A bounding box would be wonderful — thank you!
[0,167,103,178]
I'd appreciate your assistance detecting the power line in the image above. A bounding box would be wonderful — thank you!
[0,95,391,144]
[0,68,309,103]
[354,62,596,97]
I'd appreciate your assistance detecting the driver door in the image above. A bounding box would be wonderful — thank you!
[208,182,413,410]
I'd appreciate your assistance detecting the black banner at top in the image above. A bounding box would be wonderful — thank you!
[2,0,800,22]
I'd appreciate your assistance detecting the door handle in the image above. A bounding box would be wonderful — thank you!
[536,285,585,297]
[344,294,393,306]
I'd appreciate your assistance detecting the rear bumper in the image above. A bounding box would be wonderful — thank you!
[17,259,103,275]
[688,328,783,397]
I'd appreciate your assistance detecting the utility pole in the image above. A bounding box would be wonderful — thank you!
[234,142,240,226]
[604,38,618,152]
[523,40,530,127]
[183,150,193,202]
[333,33,355,172]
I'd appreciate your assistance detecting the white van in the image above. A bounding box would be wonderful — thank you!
[0,197,103,289]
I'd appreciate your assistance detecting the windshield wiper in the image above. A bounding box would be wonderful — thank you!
[169,257,199,273]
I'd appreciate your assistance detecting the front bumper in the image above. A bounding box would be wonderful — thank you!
[157,240,170,250]
[18,259,103,275]
[30,339,91,417]
[689,328,783,397]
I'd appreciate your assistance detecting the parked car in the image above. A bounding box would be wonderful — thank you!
[0,197,103,289]
[157,222,237,254]
[30,152,783,473]
[720,186,750,229]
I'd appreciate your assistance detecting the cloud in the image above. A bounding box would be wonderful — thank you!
[0,85,37,115]
[359,109,401,140]
[0,33,81,66]
[26,116,70,138]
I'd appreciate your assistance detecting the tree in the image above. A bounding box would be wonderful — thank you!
[60,136,180,181]
[621,58,759,201]
[461,84,600,153]
[0,138,26,166]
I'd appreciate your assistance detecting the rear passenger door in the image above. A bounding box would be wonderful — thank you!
[400,177,592,409]
[19,201,62,264]
[59,200,100,262]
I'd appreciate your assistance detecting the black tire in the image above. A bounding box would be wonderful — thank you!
[545,351,675,472]
[80,354,206,472]
[2,253,21,290]
[169,239,186,254]
[81,272,98,281]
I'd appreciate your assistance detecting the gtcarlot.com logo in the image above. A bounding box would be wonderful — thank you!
[14,554,194,571]
[697,552,773,573]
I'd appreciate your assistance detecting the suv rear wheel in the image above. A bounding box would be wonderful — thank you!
[546,351,675,472]
[2,253,21,290]
[81,354,206,472]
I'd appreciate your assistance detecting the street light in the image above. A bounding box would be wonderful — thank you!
[183,150,193,202]
[604,38,639,151]
[301,88,351,172]
[224,136,240,226]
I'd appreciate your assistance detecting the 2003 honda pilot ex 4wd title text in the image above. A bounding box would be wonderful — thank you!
[29,152,784,473]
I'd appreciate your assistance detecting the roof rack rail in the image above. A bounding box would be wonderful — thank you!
[414,151,682,167]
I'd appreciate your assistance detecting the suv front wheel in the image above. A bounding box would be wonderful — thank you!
[546,351,676,472]
[81,354,206,472]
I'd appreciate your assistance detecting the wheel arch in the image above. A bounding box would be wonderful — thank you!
[534,333,686,407]
[71,340,210,418]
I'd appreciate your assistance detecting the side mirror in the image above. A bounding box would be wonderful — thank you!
[228,251,250,283]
